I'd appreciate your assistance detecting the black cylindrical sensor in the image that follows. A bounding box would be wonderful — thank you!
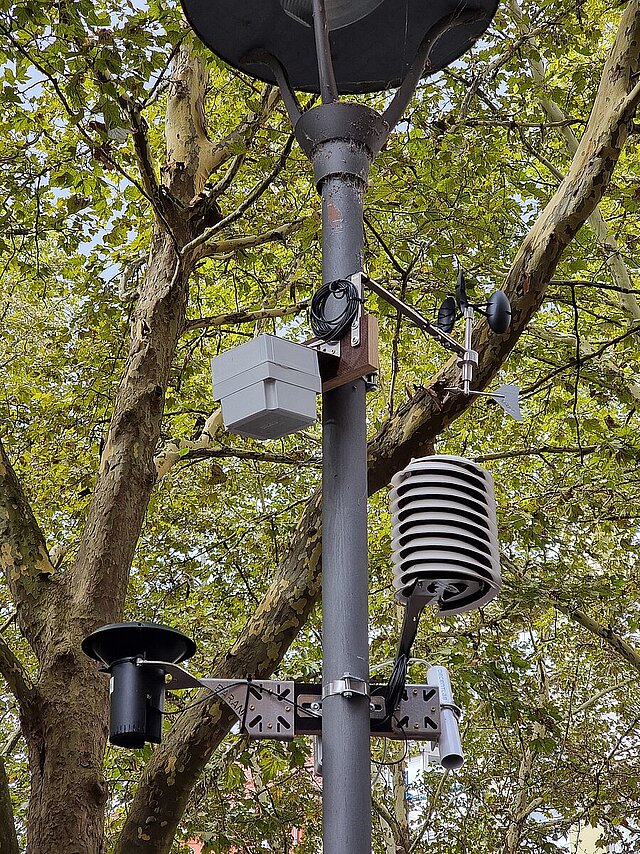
[82,621,197,749]
[108,659,166,748]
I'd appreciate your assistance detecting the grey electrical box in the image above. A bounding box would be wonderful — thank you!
[211,334,321,440]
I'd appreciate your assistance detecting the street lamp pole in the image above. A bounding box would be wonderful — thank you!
[320,163,372,852]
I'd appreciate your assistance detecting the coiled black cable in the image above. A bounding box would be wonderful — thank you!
[310,278,362,342]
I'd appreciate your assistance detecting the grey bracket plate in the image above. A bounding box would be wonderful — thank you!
[147,662,441,742]
[296,683,441,742]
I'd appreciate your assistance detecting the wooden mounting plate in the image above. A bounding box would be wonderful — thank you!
[318,314,379,392]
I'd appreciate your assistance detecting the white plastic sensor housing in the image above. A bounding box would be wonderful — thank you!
[390,455,501,615]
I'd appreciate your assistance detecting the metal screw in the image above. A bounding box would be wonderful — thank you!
[285,706,291,712]
[311,702,320,711]
[412,689,418,696]
[431,706,436,713]
[267,723,273,729]
[414,723,419,729]
[343,691,353,698]
[249,704,255,711]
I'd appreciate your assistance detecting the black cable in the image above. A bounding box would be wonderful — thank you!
[371,716,410,767]
[375,591,423,726]
[162,680,249,716]
[379,653,409,727]
[310,278,362,342]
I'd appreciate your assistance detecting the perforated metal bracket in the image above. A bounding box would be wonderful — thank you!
[140,661,297,741]
[138,662,441,742]
[388,684,440,740]
[307,337,341,358]
[297,683,441,741]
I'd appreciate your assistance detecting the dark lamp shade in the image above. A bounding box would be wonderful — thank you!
[281,0,385,29]
[81,621,196,668]
[180,0,499,94]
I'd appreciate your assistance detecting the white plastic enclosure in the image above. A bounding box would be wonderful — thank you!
[211,334,321,440]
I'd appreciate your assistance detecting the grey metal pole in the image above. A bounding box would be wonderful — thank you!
[321,168,372,854]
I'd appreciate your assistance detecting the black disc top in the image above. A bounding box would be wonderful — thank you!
[82,622,197,667]
[180,0,499,94]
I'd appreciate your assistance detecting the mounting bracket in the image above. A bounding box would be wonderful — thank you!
[141,661,441,742]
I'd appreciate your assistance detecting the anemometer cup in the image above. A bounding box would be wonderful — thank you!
[82,622,197,748]
[486,290,511,334]
[436,296,457,333]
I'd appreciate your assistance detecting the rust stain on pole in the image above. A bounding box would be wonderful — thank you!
[327,200,343,227]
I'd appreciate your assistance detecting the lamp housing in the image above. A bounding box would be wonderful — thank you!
[180,0,499,94]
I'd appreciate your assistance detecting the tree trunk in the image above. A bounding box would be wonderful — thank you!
[20,44,213,853]
[24,228,191,853]
[0,756,19,854]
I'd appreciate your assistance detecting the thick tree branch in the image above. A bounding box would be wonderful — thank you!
[0,756,19,854]
[183,446,321,467]
[155,410,223,479]
[195,220,304,262]
[553,599,640,675]
[184,132,297,259]
[509,0,640,324]
[0,439,55,660]
[201,86,280,184]
[118,3,640,849]
[0,633,35,714]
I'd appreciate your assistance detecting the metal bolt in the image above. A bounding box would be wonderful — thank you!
[369,703,375,711]
[267,723,273,729]
[431,706,436,713]
[414,723,419,729]
[343,691,353,698]
[412,689,418,696]
[249,704,255,711]
[285,706,291,712]
[311,702,320,711]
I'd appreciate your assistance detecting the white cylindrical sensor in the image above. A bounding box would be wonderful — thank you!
[428,665,463,770]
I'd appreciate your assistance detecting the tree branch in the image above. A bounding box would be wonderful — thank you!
[0,756,19,854]
[184,132,297,259]
[201,86,280,183]
[509,0,640,324]
[183,446,321,468]
[0,633,35,713]
[182,299,310,334]
[553,599,640,676]
[0,439,55,660]
[154,410,223,480]
[474,445,598,462]
[194,220,304,262]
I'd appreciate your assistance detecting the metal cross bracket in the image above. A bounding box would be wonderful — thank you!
[144,661,442,742]
[142,661,297,739]
[297,683,440,741]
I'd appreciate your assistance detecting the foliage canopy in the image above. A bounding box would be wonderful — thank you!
[1,0,640,851]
